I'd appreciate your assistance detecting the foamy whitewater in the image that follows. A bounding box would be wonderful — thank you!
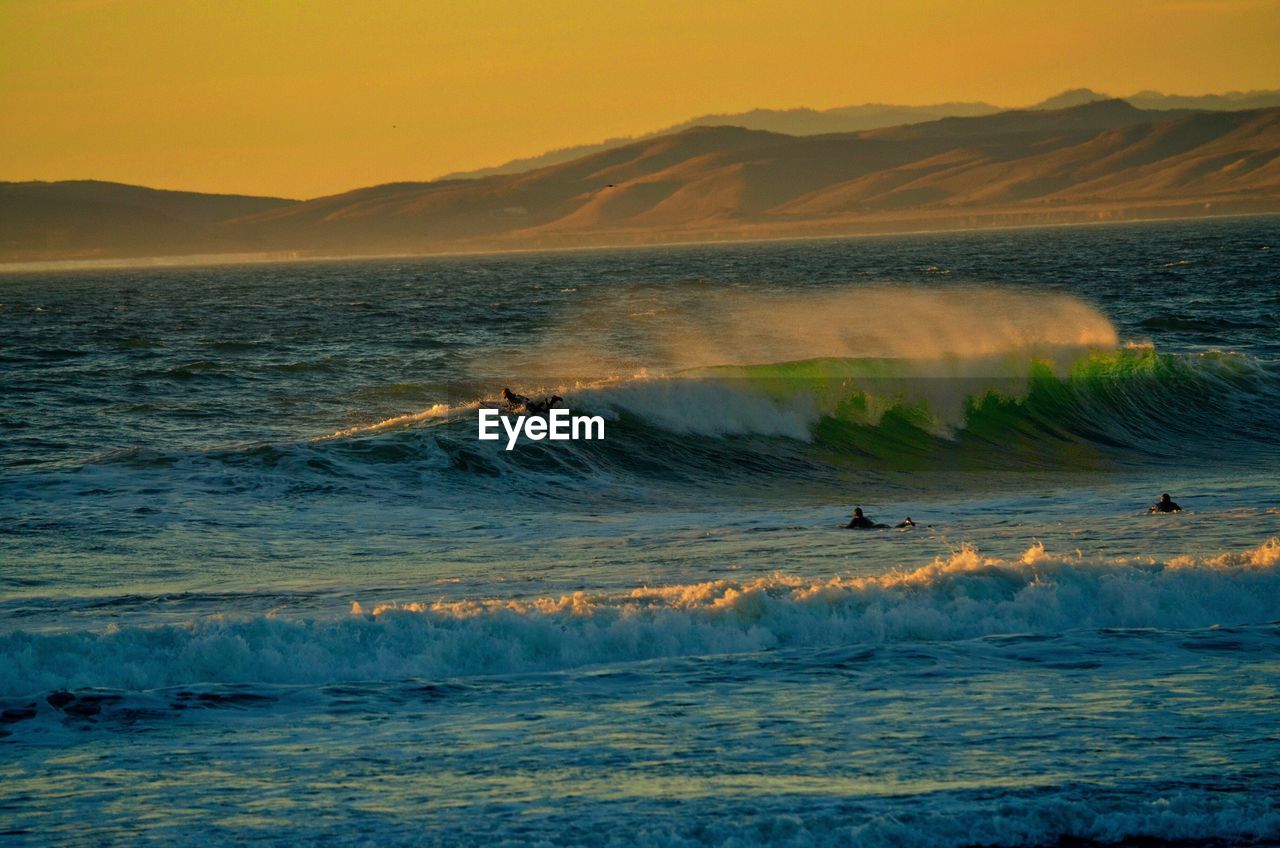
[2,219,1279,846]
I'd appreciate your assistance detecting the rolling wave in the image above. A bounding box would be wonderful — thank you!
[4,539,1277,696]
[46,285,1274,499]
[71,345,1280,503]
[381,345,1280,482]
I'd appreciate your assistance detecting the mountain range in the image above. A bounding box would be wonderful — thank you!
[437,88,1280,180]
[3,97,1279,264]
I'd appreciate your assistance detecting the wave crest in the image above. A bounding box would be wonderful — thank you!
[5,539,1279,697]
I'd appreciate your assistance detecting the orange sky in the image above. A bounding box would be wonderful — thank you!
[2,0,1278,199]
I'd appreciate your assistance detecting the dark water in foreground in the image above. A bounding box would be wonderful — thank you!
[2,218,1280,846]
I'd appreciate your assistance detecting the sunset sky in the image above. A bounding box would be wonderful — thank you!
[3,0,1278,199]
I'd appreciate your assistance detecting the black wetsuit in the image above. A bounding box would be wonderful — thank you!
[847,516,888,529]
[502,389,530,411]
[1150,500,1182,513]
[524,395,561,414]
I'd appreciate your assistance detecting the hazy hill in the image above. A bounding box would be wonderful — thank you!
[1031,88,1112,110]
[0,181,296,261]
[213,100,1280,255]
[439,89,1280,181]
[1032,88,1280,111]
[1126,90,1280,111]
[437,101,1004,180]
[4,101,1279,263]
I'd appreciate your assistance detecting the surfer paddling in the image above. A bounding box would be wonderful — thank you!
[844,512,885,532]
[501,387,563,415]
[846,508,885,529]
[500,386,529,410]
[1149,493,1183,513]
[845,508,918,530]
[525,395,563,414]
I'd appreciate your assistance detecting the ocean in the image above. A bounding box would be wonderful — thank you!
[2,217,1279,846]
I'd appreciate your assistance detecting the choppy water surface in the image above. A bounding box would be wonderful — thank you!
[2,218,1279,846]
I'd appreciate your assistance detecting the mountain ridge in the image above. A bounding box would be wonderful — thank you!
[4,100,1279,263]
[436,89,1280,181]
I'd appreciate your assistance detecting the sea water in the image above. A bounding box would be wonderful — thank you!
[2,218,1279,846]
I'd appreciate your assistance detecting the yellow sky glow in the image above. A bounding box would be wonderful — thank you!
[2,0,1278,198]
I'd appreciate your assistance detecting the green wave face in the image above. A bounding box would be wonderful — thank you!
[644,347,1280,472]
[115,347,1277,502]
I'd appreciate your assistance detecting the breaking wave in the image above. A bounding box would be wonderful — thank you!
[49,342,1275,511]
[4,539,1278,697]
[347,345,1280,487]
[47,283,1277,502]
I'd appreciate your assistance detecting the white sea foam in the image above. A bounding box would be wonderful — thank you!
[4,539,1278,697]
[326,402,460,438]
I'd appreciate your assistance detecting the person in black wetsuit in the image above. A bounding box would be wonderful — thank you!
[501,387,530,410]
[1149,493,1182,513]
[501,387,562,414]
[846,507,888,529]
[524,395,563,414]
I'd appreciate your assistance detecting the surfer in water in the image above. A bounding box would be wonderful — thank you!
[846,507,888,529]
[846,508,917,530]
[501,387,529,410]
[500,387,562,415]
[1149,493,1183,513]
[525,395,563,414]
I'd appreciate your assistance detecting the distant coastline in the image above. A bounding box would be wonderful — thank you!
[4,100,1278,268]
[3,210,1275,276]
